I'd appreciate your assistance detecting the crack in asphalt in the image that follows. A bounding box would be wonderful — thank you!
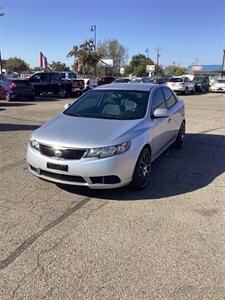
[0,197,91,271]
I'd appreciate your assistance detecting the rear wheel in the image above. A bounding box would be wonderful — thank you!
[174,121,185,149]
[131,147,151,190]
[58,87,67,98]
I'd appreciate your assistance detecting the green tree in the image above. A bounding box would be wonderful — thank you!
[164,65,187,76]
[127,54,155,77]
[124,64,133,76]
[32,66,42,72]
[49,61,70,71]
[67,39,103,76]
[5,57,30,75]
[98,39,127,76]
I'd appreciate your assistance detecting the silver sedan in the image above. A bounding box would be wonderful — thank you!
[27,83,185,190]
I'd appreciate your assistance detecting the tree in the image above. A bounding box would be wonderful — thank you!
[32,66,42,72]
[67,39,103,76]
[98,39,127,76]
[5,57,30,75]
[127,53,155,77]
[49,61,70,71]
[164,65,188,76]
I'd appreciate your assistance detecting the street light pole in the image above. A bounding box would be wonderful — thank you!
[0,7,5,80]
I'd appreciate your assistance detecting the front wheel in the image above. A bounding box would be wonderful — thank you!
[174,121,185,149]
[131,147,151,190]
[5,92,11,102]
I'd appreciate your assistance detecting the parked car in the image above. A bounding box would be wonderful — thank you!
[193,76,209,92]
[166,76,195,94]
[113,77,131,83]
[27,83,185,190]
[210,79,225,92]
[0,81,6,99]
[29,72,85,98]
[0,79,35,101]
[98,76,116,85]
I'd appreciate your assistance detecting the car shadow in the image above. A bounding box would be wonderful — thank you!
[0,102,35,107]
[58,133,225,200]
[0,123,40,132]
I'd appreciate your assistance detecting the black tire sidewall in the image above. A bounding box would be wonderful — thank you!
[131,147,151,190]
[175,121,185,148]
[58,87,67,98]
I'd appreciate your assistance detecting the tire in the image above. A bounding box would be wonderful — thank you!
[131,147,151,190]
[174,121,185,149]
[58,87,67,98]
[5,92,11,102]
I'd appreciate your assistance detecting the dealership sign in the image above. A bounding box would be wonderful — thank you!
[146,65,155,72]
[192,65,203,71]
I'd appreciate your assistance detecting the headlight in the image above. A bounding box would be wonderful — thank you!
[84,141,131,159]
[29,137,40,151]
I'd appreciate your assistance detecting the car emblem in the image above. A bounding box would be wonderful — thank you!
[54,149,63,157]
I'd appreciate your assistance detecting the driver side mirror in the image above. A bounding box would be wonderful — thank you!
[152,108,169,118]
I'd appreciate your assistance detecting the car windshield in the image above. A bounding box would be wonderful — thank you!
[64,90,150,120]
[193,77,203,83]
[169,78,183,82]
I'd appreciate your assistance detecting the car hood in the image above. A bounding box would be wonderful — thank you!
[32,113,147,148]
[213,83,225,88]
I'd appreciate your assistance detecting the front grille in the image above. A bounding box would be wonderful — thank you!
[30,165,85,183]
[39,144,86,160]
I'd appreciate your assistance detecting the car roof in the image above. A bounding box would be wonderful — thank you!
[95,83,158,91]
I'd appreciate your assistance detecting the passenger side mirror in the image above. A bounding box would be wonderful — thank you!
[152,108,169,118]
[64,103,71,110]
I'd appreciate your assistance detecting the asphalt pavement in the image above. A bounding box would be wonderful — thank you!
[0,93,225,299]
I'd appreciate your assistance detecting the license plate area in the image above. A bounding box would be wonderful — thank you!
[47,162,68,172]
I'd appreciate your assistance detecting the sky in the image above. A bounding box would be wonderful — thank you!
[0,0,225,68]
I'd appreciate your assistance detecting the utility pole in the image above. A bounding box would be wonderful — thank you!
[90,25,97,78]
[195,57,198,65]
[0,7,5,80]
[155,47,160,76]
[145,48,149,59]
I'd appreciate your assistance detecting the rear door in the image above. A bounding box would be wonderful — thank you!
[51,72,63,94]
[150,87,171,159]
[39,73,51,93]
[162,87,180,139]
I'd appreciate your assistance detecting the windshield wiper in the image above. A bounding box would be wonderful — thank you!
[64,112,82,117]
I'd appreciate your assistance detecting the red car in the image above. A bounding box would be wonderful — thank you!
[0,84,5,99]
[98,76,116,85]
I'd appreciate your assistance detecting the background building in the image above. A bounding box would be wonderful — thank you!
[188,50,225,79]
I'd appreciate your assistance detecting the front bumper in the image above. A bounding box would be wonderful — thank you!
[211,87,225,92]
[26,145,137,189]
